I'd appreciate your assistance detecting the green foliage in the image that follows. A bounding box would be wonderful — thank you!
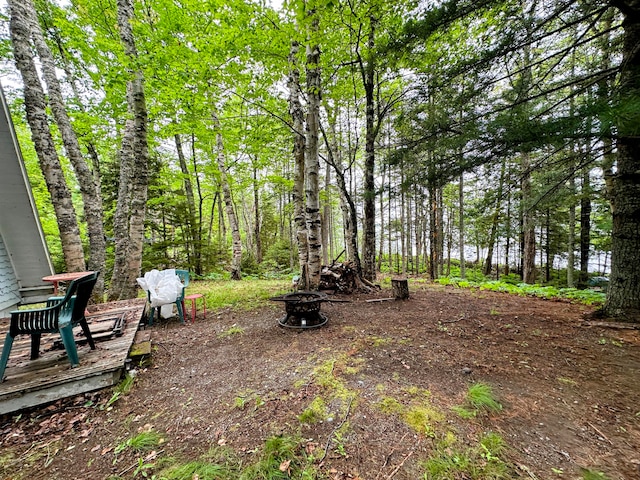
[298,397,327,424]
[160,460,232,480]
[197,279,289,311]
[437,276,606,306]
[239,435,321,480]
[580,469,611,480]
[105,373,135,408]
[405,405,445,437]
[218,326,245,339]
[114,430,163,456]
[467,382,502,413]
[263,239,293,272]
[422,432,511,480]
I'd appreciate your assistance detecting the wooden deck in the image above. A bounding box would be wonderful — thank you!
[0,299,145,415]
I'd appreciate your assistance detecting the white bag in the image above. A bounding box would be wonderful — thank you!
[137,269,184,318]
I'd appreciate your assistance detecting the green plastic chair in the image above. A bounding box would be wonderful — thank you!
[147,269,189,325]
[0,271,99,382]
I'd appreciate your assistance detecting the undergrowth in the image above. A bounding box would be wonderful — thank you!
[155,435,321,480]
[196,279,289,311]
[422,431,512,479]
[436,277,606,305]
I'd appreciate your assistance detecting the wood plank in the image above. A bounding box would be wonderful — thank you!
[0,299,144,415]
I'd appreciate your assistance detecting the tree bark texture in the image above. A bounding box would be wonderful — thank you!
[521,152,537,284]
[288,40,309,289]
[25,0,106,294]
[175,133,201,271]
[305,12,322,290]
[361,18,377,282]
[212,113,242,280]
[604,0,640,320]
[459,173,466,279]
[109,0,150,300]
[484,160,506,276]
[8,0,85,272]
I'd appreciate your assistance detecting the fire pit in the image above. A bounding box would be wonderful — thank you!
[271,291,329,329]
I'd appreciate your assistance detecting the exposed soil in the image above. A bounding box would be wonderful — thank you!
[1,283,639,480]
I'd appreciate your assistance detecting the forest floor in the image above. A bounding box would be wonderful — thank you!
[1,282,639,480]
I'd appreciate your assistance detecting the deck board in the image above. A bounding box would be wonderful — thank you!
[0,299,145,415]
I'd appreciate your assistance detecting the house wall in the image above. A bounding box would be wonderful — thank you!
[0,234,21,316]
[0,84,53,313]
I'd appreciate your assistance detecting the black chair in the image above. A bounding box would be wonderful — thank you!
[0,271,99,382]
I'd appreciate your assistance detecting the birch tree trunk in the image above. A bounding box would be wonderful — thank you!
[305,9,322,290]
[109,0,150,300]
[288,40,309,289]
[8,0,85,272]
[25,0,105,294]
[212,112,242,280]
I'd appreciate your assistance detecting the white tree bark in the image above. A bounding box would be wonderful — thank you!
[109,0,150,300]
[25,0,106,294]
[8,0,85,272]
[212,112,242,280]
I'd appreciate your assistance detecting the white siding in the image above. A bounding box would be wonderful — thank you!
[0,233,20,315]
[0,84,53,310]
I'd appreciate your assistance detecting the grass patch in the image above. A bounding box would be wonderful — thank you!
[452,382,502,419]
[218,325,245,339]
[376,389,444,437]
[114,430,164,456]
[105,373,135,408]
[422,431,512,479]
[160,460,234,480]
[240,434,321,479]
[580,469,612,480]
[299,396,328,424]
[436,277,606,306]
[467,382,502,413]
[196,279,289,311]
[405,405,445,437]
[155,437,321,480]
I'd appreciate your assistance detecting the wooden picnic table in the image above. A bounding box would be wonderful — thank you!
[42,271,95,295]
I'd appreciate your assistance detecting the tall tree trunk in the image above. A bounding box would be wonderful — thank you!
[175,133,200,271]
[321,122,362,274]
[579,167,592,287]
[8,0,85,272]
[377,161,386,271]
[400,164,407,275]
[361,17,377,282]
[109,0,150,300]
[212,112,242,280]
[603,1,640,320]
[25,0,105,293]
[428,179,438,280]
[459,173,466,279]
[305,10,322,290]
[322,161,331,265]
[109,122,135,299]
[252,164,263,264]
[288,40,309,288]
[484,160,506,276]
[521,152,536,283]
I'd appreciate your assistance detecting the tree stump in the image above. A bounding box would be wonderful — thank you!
[392,278,409,300]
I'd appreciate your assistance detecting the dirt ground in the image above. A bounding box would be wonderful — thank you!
[1,283,639,480]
